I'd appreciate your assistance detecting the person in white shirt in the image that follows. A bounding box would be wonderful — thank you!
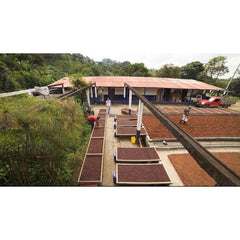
[106,98,111,115]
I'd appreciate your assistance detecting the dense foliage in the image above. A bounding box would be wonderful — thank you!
[0,53,239,96]
[0,96,90,186]
[0,54,152,93]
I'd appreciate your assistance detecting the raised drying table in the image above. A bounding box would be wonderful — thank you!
[114,114,138,121]
[116,120,137,127]
[78,154,103,184]
[115,147,160,163]
[78,109,106,186]
[116,163,171,185]
[115,127,147,137]
[92,127,105,138]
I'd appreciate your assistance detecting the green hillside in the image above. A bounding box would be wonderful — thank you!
[0,96,90,186]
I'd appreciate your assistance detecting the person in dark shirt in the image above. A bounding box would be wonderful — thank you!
[88,115,100,130]
[179,107,191,125]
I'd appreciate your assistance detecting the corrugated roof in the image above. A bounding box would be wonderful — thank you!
[49,76,224,91]
[48,77,72,88]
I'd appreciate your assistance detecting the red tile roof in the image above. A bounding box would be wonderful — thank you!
[49,76,224,91]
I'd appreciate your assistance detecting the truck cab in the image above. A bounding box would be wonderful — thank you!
[196,97,221,107]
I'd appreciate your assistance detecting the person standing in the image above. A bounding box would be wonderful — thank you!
[88,115,100,130]
[106,98,111,115]
[179,107,191,125]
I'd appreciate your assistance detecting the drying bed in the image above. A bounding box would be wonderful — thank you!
[98,113,106,118]
[116,127,146,136]
[87,138,104,154]
[121,108,138,114]
[99,109,107,113]
[116,147,160,162]
[92,127,105,138]
[116,120,138,127]
[145,106,240,115]
[116,114,137,120]
[78,154,103,184]
[168,154,216,186]
[142,114,240,139]
[98,119,106,127]
[168,152,240,186]
[116,163,171,185]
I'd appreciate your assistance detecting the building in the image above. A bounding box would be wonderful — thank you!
[49,76,224,104]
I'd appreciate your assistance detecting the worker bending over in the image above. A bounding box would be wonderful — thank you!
[88,115,100,130]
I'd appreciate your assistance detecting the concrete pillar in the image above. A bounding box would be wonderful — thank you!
[189,89,193,103]
[123,86,126,98]
[128,89,132,114]
[90,87,93,97]
[136,99,143,144]
[95,87,97,103]
[86,88,90,106]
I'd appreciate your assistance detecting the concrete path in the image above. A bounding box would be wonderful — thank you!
[93,104,240,186]
[93,104,139,186]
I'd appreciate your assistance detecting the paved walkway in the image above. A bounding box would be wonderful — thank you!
[93,104,139,186]
[92,104,240,186]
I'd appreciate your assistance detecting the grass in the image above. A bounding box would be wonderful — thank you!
[0,95,90,186]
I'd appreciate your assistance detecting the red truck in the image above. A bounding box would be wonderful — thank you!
[196,96,237,108]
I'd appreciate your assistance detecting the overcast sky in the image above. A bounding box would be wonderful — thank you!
[1,0,240,79]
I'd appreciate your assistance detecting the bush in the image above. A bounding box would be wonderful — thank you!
[0,96,90,186]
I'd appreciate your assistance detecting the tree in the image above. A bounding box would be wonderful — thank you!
[155,64,181,78]
[180,61,204,80]
[229,78,240,97]
[120,63,151,76]
[80,67,94,76]
[205,56,229,79]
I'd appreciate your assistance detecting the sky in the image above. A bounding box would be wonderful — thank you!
[1,0,240,79]
[1,1,240,239]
